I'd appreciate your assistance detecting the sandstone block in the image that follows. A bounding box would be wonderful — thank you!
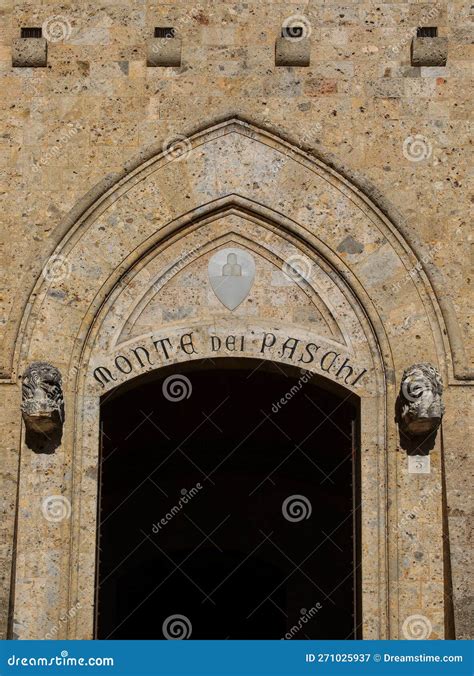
[411,37,448,67]
[12,38,47,68]
[146,38,182,67]
[275,37,310,67]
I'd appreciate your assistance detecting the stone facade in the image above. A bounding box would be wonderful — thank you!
[11,37,47,68]
[0,1,472,640]
[411,36,449,67]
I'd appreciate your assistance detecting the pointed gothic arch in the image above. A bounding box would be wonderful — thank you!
[11,118,449,640]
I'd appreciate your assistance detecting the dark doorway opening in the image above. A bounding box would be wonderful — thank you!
[96,359,359,639]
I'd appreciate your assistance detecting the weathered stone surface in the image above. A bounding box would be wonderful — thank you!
[146,38,182,67]
[12,38,47,68]
[411,37,448,67]
[275,37,310,67]
[0,0,471,643]
[399,363,445,437]
[0,384,21,640]
[21,362,63,435]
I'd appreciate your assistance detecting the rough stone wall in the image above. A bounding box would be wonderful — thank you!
[0,1,472,639]
[0,385,21,639]
[442,386,473,639]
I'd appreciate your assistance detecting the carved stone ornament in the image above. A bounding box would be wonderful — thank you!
[399,363,445,437]
[208,247,256,311]
[21,362,64,434]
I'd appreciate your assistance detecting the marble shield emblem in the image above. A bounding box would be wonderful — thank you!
[208,247,256,310]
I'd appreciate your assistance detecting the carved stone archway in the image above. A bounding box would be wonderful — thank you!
[12,119,449,640]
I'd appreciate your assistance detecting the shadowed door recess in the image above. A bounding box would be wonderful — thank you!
[96,359,359,639]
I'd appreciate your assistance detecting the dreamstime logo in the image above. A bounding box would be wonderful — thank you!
[152,243,201,294]
[162,374,192,402]
[42,15,72,42]
[33,121,82,173]
[301,122,322,146]
[162,614,192,639]
[163,134,192,161]
[41,495,71,523]
[390,3,440,55]
[403,135,433,163]
[282,255,312,283]
[153,28,175,39]
[42,254,72,283]
[402,614,432,640]
[152,483,203,534]
[44,602,81,639]
[271,369,313,413]
[402,377,428,403]
[283,603,323,639]
[394,483,441,535]
[390,242,442,295]
[282,495,312,522]
[282,14,312,41]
